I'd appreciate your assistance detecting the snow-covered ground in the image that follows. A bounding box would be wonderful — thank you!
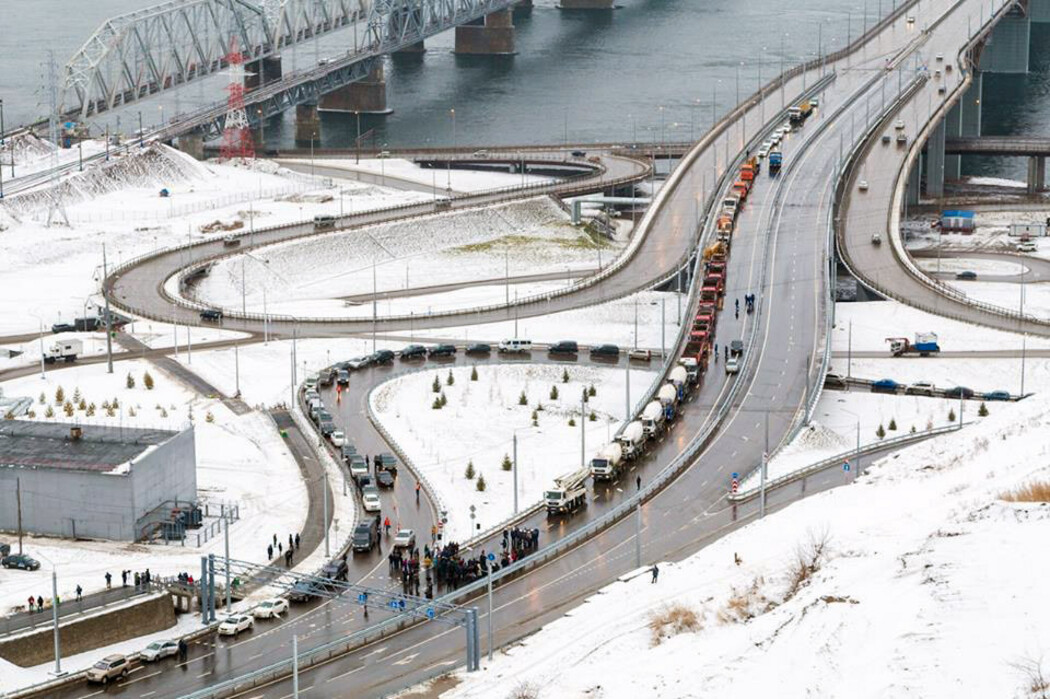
[282,158,553,193]
[944,279,1049,318]
[0,145,427,335]
[440,390,1050,699]
[915,256,1029,276]
[371,364,658,541]
[905,207,1050,258]
[193,197,621,318]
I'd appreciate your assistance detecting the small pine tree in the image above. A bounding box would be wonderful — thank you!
[447,370,455,386]
[471,366,478,381]
[159,407,168,418]
[876,423,886,439]
[432,396,442,410]
[501,454,512,471]
[562,368,570,384]
[432,375,441,393]
[568,417,576,427]
[26,410,35,419]
[144,371,154,390]
[101,400,111,410]
[589,411,597,422]
[63,402,74,417]
[126,373,135,389]
[106,406,116,417]
[111,397,119,409]
[72,388,81,403]
[948,408,957,422]
[550,385,559,400]
[78,398,87,411]
[86,403,96,417]
[44,405,55,418]
[910,425,916,433]
[205,411,215,423]
[128,407,137,417]
[535,402,544,412]
[4,411,14,420]
[39,392,46,405]
[440,392,448,407]
[465,461,476,479]
[978,402,989,417]
[55,386,65,404]
[888,418,897,431]
[476,474,486,491]
[531,409,538,421]
[588,384,596,397]
[518,391,528,406]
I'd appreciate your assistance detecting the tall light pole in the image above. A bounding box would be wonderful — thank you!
[310,132,316,178]
[354,110,361,164]
[448,108,456,194]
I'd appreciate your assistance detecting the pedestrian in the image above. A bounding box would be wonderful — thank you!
[636,475,641,491]
[178,638,188,661]
[273,533,278,548]
[295,533,301,550]
[27,596,34,613]
[145,568,151,585]
[267,544,273,560]
[76,585,83,602]
[415,481,420,504]
[37,595,43,612]
[278,542,283,555]
[134,572,140,588]
[105,572,112,589]
[384,517,391,535]
[288,534,294,551]
[121,570,128,587]
[650,563,659,584]
[365,454,370,470]
[724,345,729,361]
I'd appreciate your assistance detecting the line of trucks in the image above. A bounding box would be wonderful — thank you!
[545,153,752,514]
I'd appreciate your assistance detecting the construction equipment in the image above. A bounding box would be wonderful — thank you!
[545,466,590,514]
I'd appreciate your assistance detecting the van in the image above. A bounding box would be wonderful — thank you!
[353,519,379,552]
[313,214,336,230]
[200,309,223,322]
[498,338,532,353]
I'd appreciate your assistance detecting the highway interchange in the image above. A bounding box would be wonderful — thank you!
[10,0,1035,696]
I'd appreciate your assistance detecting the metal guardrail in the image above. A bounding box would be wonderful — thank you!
[729,423,962,502]
[0,584,154,638]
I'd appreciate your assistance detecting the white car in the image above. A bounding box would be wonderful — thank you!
[330,430,346,447]
[141,639,179,662]
[252,598,289,620]
[769,132,782,146]
[393,529,416,549]
[906,14,915,23]
[1017,241,1037,253]
[810,97,820,107]
[347,355,372,370]
[217,614,254,637]
[894,119,905,130]
[858,180,869,192]
[362,490,382,513]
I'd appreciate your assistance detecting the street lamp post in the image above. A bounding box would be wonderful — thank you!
[448,108,456,194]
[310,132,316,178]
[257,108,264,148]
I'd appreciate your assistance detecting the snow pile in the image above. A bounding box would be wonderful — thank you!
[443,393,1050,699]
[2,144,207,217]
[371,363,657,540]
[0,132,56,164]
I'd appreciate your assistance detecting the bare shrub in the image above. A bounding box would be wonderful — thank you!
[507,681,541,699]
[785,528,831,600]
[717,577,769,625]
[1001,481,1050,503]
[648,603,701,646]
[1010,654,1050,698]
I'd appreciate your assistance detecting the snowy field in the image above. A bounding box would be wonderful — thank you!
[905,206,1050,258]
[915,256,1029,276]
[944,279,1050,318]
[282,158,553,193]
[0,360,308,615]
[0,145,426,335]
[440,391,1050,699]
[371,364,658,541]
[193,197,621,318]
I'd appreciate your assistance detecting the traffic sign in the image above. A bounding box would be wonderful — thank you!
[731,479,739,494]
[487,552,496,561]
[843,461,851,472]
[427,607,435,619]
[357,593,367,604]
[731,472,739,480]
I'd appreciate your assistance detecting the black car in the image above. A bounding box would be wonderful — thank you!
[2,554,40,571]
[315,409,332,424]
[51,323,75,334]
[428,344,457,358]
[589,344,620,358]
[400,345,427,359]
[336,370,350,385]
[465,343,491,355]
[321,558,348,582]
[352,521,379,552]
[571,150,587,157]
[944,386,975,399]
[376,452,398,476]
[376,470,395,488]
[320,420,336,436]
[200,309,223,322]
[548,340,579,355]
[983,390,1011,402]
[289,580,318,602]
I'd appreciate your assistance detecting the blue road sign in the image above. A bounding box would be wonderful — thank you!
[389,600,399,610]
[358,593,367,604]
[843,461,851,472]
[487,552,496,561]
[731,472,739,479]
[427,607,436,619]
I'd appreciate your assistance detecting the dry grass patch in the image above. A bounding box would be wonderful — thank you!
[785,529,831,600]
[507,681,540,699]
[648,602,701,646]
[1001,481,1050,503]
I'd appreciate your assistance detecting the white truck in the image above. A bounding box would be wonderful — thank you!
[44,339,82,364]
[668,366,689,396]
[641,400,665,438]
[658,383,678,410]
[616,421,646,460]
[545,466,590,514]
[678,358,700,385]
[590,442,624,481]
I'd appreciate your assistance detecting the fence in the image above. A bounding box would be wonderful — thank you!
[0,583,157,638]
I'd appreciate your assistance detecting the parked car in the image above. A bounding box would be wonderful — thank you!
[347,355,372,370]
[944,386,975,399]
[86,654,129,684]
[141,640,179,662]
[253,598,289,619]
[871,378,900,394]
[51,323,75,334]
[465,343,491,355]
[628,348,652,361]
[330,430,346,447]
[319,420,336,437]
[905,381,936,396]
[372,349,395,364]
[304,375,318,391]
[362,489,382,513]
[336,369,350,385]
[217,614,254,637]
[393,529,416,549]
[549,340,579,355]
[1017,241,1038,253]
[399,344,427,360]
[983,390,1011,402]
[321,558,348,582]
[894,119,906,130]
[955,270,978,280]
[2,554,40,571]
[498,338,532,353]
[376,470,395,488]
[376,453,398,475]
[882,134,891,145]
[589,344,620,358]
[428,344,457,358]
[824,372,847,389]
[318,370,336,387]
[353,520,379,552]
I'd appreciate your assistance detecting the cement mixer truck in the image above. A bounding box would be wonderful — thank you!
[590,442,625,482]
[617,421,646,460]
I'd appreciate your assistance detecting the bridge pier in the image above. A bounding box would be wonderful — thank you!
[245,56,283,91]
[514,0,534,13]
[944,72,983,179]
[176,133,205,160]
[979,9,1030,73]
[295,103,322,144]
[924,120,947,199]
[394,41,426,55]
[318,64,393,115]
[1027,156,1046,193]
[906,158,921,206]
[454,9,516,55]
[558,0,615,8]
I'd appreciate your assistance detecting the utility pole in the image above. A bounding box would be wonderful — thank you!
[323,472,330,557]
[51,569,63,676]
[16,477,23,554]
[102,244,113,373]
[234,342,240,397]
[580,390,586,469]
[486,555,494,662]
[372,258,377,352]
[292,636,299,698]
[661,297,666,359]
[224,511,231,613]
[625,355,631,420]
[761,413,769,518]
[512,433,518,515]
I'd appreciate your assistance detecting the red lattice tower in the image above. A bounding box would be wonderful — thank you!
[220,43,255,160]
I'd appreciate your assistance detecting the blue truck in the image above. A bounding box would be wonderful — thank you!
[768,150,783,177]
[887,332,940,357]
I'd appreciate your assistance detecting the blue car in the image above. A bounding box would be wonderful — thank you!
[871,379,900,394]
[982,390,1011,402]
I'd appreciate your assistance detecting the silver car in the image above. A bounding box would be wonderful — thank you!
[141,639,179,662]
